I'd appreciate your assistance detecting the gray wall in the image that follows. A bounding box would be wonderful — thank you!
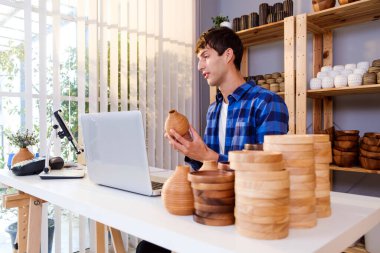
[199,0,380,196]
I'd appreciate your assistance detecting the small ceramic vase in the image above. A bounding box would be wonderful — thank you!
[12,148,34,166]
[161,165,194,215]
[340,69,353,77]
[317,72,328,79]
[353,68,366,76]
[329,70,340,79]
[199,160,218,171]
[322,76,334,89]
[333,65,345,72]
[220,21,232,29]
[310,78,322,90]
[345,63,356,70]
[347,74,362,87]
[357,61,370,71]
[321,65,333,72]
[165,110,190,137]
[334,75,348,88]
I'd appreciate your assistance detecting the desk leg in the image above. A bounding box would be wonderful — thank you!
[27,197,45,253]
[96,222,106,253]
[109,227,127,253]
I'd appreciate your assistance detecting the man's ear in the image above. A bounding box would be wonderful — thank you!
[224,48,234,64]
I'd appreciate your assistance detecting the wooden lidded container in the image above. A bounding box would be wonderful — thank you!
[162,165,194,215]
[264,134,317,228]
[188,170,235,226]
[312,134,332,218]
[199,160,218,171]
[229,150,289,240]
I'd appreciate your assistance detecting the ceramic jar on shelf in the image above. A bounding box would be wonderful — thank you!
[340,69,353,77]
[357,61,370,71]
[333,65,345,72]
[310,78,322,90]
[345,63,356,71]
[347,74,362,87]
[334,75,348,88]
[321,65,333,72]
[353,68,366,76]
[322,77,334,89]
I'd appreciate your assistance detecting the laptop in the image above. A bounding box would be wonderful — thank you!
[80,111,169,196]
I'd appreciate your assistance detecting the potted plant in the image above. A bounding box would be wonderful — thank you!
[211,15,232,29]
[6,129,38,166]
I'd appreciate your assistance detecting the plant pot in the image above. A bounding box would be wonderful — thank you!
[5,219,55,253]
[11,148,34,166]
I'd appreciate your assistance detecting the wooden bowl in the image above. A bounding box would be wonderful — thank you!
[312,0,336,12]
[364,132,380,139]
[333,155,357,167]
[188,170,235,184]
[191,182,234,191]
[360,148,380,159]
[333,148,357,156]
[361,143,380,153]
[362,137,380,147]
[264,134,313,145]
[360,156,380,170]
[193,214,234,226]
[334,140,358,150]
[335,130,359,137]
[229,150,283,163]
[338,0,359,5]
[195,210,235,220]
[194,202,234,213]
[335,135,360,141]
[244,143,263,151]
[193,189,234,199]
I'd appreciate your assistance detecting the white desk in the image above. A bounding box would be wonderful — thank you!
[1,169,380,253]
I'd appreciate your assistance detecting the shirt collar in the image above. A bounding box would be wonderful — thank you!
[215,81,255,103]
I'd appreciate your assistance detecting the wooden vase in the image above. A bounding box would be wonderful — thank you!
[338,0,359,5]
[161,165,194,215]
[312,0,336,12]
[12,148,34,166]
[199,160,218,171]
[164,110,190,137]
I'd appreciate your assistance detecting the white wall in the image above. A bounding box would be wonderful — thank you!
[199,0,380,195]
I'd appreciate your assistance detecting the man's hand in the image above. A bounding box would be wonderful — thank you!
[165,125,219,162]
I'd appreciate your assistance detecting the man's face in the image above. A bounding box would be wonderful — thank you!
[197,45,227,87]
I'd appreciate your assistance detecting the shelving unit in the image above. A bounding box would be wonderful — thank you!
[295,0,380,174]
[236,17,296,134]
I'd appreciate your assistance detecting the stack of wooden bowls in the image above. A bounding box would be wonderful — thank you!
[229,150,289,239]
[313,135,332,218]
[188,170,235,226]
[333,130,360,167]
[360,132,380,170]
[264,135,317,228]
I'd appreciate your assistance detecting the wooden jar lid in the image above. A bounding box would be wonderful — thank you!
[264,134,314,144]
[188,170,234,184]
[229,150,283,163]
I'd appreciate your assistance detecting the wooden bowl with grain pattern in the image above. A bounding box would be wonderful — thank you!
[312,0,336,12]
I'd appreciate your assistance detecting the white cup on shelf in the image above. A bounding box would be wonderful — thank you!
[334,75,348,88]
[329,70,340,79]
[353,68,366,76]
[340,69,353,77]
[317,72,328,79]
[347,73,362,87]
[322,76,334,89]
[357,61,370,71]
[321,66,333,72]
[310,78,322,90]
[333,65,345,72]
[345,63,356,70]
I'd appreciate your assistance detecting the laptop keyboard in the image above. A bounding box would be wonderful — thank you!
[151,181,163,190]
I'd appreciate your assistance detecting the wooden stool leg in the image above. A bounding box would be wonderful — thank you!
[96,222,106,253]
[18,205,29,253]
[27,197,43,253]
[109,227,126,253]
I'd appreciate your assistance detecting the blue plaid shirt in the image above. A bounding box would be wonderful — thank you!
[186,81,289,170]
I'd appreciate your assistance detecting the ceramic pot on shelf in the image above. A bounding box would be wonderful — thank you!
[161,165,194,215]
[11,148,34,166]
[165,110,190,140]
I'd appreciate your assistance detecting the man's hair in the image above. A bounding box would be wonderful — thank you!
[195,27,243,70]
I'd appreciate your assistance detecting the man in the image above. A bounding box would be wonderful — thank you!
[166,27,289,170]
[137,27,289,253]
